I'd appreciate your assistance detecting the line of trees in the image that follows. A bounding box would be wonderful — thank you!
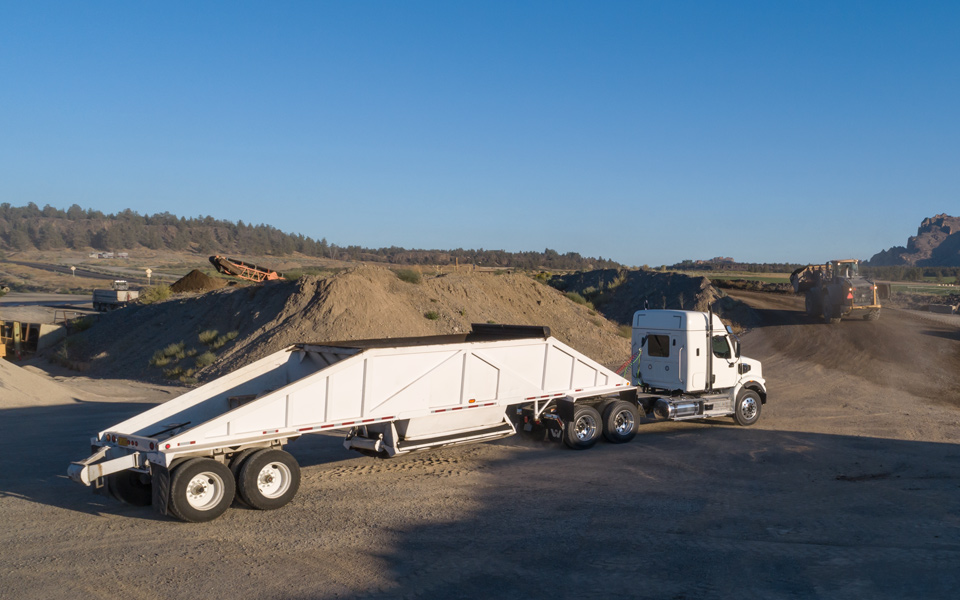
[0,203,620,271]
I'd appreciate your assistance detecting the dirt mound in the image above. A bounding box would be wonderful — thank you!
[0,359,79,407]
[551,268,755,328]
[67,265,631,383]
[170,270,228,293]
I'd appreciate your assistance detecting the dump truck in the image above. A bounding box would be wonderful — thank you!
[68,311,766,522]
[791,259,881,323]
[93,280,139,312]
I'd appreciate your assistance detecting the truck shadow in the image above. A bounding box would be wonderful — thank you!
[304,426,960,600]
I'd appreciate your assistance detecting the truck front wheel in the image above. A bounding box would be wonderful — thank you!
[601,401,639,443]
[237,449,301,510]
[733,390,762,426]
[169,458,235,522]
[563,405,602,450]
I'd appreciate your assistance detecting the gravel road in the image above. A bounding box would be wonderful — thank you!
[1,291,958,599]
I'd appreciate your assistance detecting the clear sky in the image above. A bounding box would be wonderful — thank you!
[1,1,957,266]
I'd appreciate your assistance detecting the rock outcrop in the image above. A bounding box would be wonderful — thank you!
[868,214,960,266]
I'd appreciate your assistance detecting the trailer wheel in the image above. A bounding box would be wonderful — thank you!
[108,471,152,506]
[563,405,602,450]
[228,448,261,506]
[602,401,639,444]
[169,458,235,523]
[237,449,301,511]
[733,390,762,426]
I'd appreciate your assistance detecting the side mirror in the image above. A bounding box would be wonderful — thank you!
[735,340,741,358]
[725,325,733,334]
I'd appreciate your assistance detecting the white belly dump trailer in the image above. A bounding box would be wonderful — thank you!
[68,315,767,522]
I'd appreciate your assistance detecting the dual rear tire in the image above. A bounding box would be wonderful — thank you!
[562,401,639,450]
[164,449,301,522]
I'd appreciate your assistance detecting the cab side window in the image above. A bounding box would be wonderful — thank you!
[647,334,670,357]
[711,335,732,359]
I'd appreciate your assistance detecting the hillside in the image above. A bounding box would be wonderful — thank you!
[66,265,631,383]
[0,203,618,271]
[869,213,960,266]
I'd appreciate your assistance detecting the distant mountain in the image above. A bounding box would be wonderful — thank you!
[0,202,619,271]
[868,214,960,267]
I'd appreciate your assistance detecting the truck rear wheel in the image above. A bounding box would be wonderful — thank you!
[169,458,235,522]
[601,401,638,443]
[237,449,301,510]
[733,390,762,426]
[563,405,602,450]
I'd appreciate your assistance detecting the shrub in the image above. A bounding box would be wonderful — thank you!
[70,316,95,332]
[163,366,184,379]
[185,348,198,358]
[397,269,422,284]
[149,350,171,367]
[424,310,440,320]
[209,331,238,350]
[618,324,632,339]
[198,329,219,345]
[139,285,172,305]
[195,351,216,368]
[564,292,592,307]
[162,341,186,359]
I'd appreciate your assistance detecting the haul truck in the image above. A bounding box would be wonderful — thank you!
[68,314,766,522]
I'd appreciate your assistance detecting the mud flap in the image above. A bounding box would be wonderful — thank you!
[151,464,171,517]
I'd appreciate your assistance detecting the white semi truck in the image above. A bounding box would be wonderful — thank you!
[68,311,766,522]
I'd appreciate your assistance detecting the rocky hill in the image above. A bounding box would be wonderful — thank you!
[869,214,960,267]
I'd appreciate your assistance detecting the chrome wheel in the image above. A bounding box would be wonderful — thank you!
[739,396,758,421]
[612,409,635,435]
[574,414,598,441]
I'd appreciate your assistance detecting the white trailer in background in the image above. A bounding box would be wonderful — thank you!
[68,313,767,523]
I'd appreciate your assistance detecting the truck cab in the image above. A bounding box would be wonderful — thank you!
[630,310,766,425]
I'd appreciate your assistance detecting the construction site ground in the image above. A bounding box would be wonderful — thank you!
[1,287,958,598]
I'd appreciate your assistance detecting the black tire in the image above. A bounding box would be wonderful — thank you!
[804,290,821,317]
[601,401,639,444]
[229,448,261,506]
[237,449,301,511]
[864,310,880,321]
[562,405,603,450]
[822,295,840,324]
[107,471,153,506]
[168,458,235,523]
[733,389,762,426]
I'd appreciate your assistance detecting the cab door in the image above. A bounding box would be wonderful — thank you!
[710,334,738,389]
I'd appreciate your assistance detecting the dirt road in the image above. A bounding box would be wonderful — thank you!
[1,292,958,599]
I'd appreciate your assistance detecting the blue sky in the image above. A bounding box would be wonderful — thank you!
[1,1,957,266]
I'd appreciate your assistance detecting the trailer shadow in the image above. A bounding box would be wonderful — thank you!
[297,426,960,600]
[0,400,170,521]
